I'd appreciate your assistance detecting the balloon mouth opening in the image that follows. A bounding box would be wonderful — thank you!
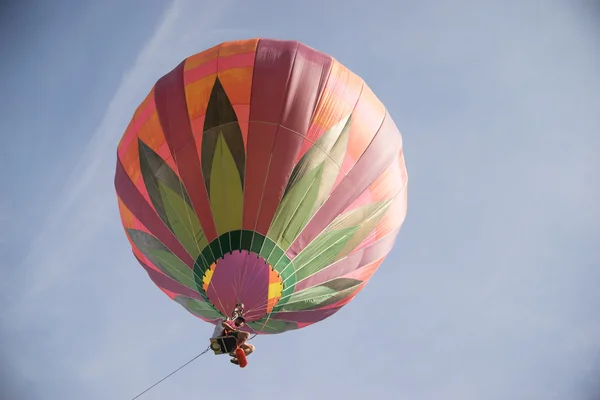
[201,249,283,320]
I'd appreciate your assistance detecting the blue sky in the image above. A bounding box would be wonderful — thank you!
[1,0,599,399]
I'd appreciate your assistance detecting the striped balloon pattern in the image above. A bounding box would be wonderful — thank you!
[115,38,408,334]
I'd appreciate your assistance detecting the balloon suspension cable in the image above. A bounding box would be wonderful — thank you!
[130,346,211,400]
[249,309,275,340]
[231,303,245,320]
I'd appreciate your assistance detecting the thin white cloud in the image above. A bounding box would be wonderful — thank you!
[0,198,6,244]
[19,2,180,300]
[18,0,238,302]
[5,0,237,397]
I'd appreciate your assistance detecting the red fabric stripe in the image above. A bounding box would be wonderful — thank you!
[254,128,304,234]
[114,158,193,266]
[154,61,218,241]
[242,122,278,230]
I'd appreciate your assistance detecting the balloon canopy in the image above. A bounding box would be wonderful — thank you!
[114,38,408,334]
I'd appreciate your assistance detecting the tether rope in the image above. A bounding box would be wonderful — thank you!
[130,346,211,400]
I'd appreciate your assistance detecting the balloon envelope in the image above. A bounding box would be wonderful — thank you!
[115,38,408,334]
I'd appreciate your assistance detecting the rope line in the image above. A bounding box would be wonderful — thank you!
[130,346,211,400]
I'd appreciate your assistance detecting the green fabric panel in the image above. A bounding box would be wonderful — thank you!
[241,230,253,250]
[274,259,296,310]
[267,163,324,250]
[312,115,351,209]
[292,226,360,282]
[193,256,209,290]
[274,115,351,243]
[209,133,244,236]
[267,245,284,267]
[281,285,295,297]
[221,234,233,254]
[272,277,305,312]
[278,278,362,312]
[203,78,239,135]
[186,231,298,313]
[127,229,199,292]
[209,240,222,260]
[174,296,222,320]
[280,278,348,305]
[138,141,170,231]
[266,115,351,252]
[202,78,245,190]
[250,233,265,255]
[220,124,246,189]
[194,256,209,272]
[327,199,390,231]
[284,114,351,196]
[259,239,275,263]
[247,317,297,334]
[274,257,292,279]
[148,248,197,291]
[201,246,215,267]
[137,139,193,207]
[157,181,206,259]
[272,287,296,312]
[138,139,207,260]
[201,130,218,194]
[332,200,393,262]
[230,230,242,251]
[320,277,362,291]
[192,260,211,303]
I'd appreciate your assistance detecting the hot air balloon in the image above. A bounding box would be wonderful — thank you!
[114,38,408,339]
